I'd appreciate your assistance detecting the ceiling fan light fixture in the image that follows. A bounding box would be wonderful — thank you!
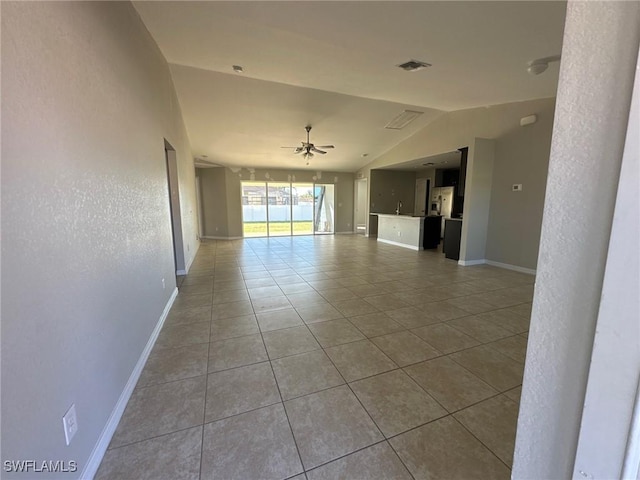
[397,60,432,72]
[385,110,424,130]
[232,65,244,73]
[281,125,333,163]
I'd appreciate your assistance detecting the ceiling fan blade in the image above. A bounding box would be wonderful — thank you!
[316,145,335,149]
[311,147,327,154]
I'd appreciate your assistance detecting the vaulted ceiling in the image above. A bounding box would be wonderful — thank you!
[134,1,566,172]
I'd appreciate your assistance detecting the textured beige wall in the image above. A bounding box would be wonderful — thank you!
[485,102,555,269]
[225,169,245,237]
[459,139,495,263]
[2,1,197,475]
[513,1,640,478]
[369,170,417,215]
[198,167,229,237]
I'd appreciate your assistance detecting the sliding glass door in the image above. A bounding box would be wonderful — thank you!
[241,182,267,237]
[241,181,334,237]
[292,183,314,235]
[267,182,291,236]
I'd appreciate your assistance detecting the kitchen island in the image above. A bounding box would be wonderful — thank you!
[374,214,425,251]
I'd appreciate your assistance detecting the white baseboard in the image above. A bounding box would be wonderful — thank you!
[81,288,179,479]
[182,242,199,275]
[201,235,243,240]
[485,259,537,275]
[457,258,536,275]
[377,238,421,251]
[458,259,487,266]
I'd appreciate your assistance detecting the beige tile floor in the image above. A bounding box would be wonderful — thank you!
[96,235,532,480]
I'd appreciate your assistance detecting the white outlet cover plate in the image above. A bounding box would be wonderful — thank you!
[63,404,78,446]
[512,184,523,191]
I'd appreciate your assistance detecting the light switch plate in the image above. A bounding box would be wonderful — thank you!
[63,404,78,446]
[512,184,523,191]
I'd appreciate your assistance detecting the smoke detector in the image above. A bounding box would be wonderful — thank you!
[397,60,431,72]
[527,55,561,75]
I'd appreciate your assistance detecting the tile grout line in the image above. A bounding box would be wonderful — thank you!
[256,307,307,477]
[197,313,214,480]
[449,413,514,471]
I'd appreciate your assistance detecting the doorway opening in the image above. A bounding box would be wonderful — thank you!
[355,178,368,235]
[414,177,430,216]
[164,140,186,280]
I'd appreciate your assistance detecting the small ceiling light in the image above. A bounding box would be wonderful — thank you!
[527,55,561,75]
[520,114,538,127]
[385,110,424,130]
[232,65,244,73]
[397,60,432,72]
[423,162,435,167]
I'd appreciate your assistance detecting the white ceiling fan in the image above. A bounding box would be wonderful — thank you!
[281,125,334,165]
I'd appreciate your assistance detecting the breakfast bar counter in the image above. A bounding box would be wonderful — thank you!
[373,214,425,251]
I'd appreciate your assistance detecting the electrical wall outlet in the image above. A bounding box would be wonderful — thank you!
[62,404,78,446]
[512,184,523,191]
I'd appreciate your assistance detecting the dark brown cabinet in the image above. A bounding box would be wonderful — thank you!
[443,219,462,260]
[423,215,442,249]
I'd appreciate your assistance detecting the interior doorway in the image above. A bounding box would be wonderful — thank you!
[414,177,430,216]
[355,178,368,235]
[164,140,186,278]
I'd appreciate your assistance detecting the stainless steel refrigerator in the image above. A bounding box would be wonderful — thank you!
[430,186,454,237]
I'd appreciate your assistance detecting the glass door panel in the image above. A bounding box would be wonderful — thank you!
[242,181,267,237]
[267,182,292,237]
[292,183,314,236]
[314,184,335,234]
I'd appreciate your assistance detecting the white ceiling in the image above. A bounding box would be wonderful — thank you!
[134,1,566,172]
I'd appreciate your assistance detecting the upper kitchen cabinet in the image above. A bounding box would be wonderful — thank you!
[435,168,459,188]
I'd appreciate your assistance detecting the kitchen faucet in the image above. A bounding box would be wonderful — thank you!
[395,200,403,215]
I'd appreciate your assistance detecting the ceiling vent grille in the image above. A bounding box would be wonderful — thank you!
[385,110,424,130]
[397,60,431,72]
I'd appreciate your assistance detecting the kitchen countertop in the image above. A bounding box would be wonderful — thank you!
[371,213,424,218]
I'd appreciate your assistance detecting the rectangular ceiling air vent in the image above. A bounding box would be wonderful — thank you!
[385,110,424,130]
[397,60,431,72]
